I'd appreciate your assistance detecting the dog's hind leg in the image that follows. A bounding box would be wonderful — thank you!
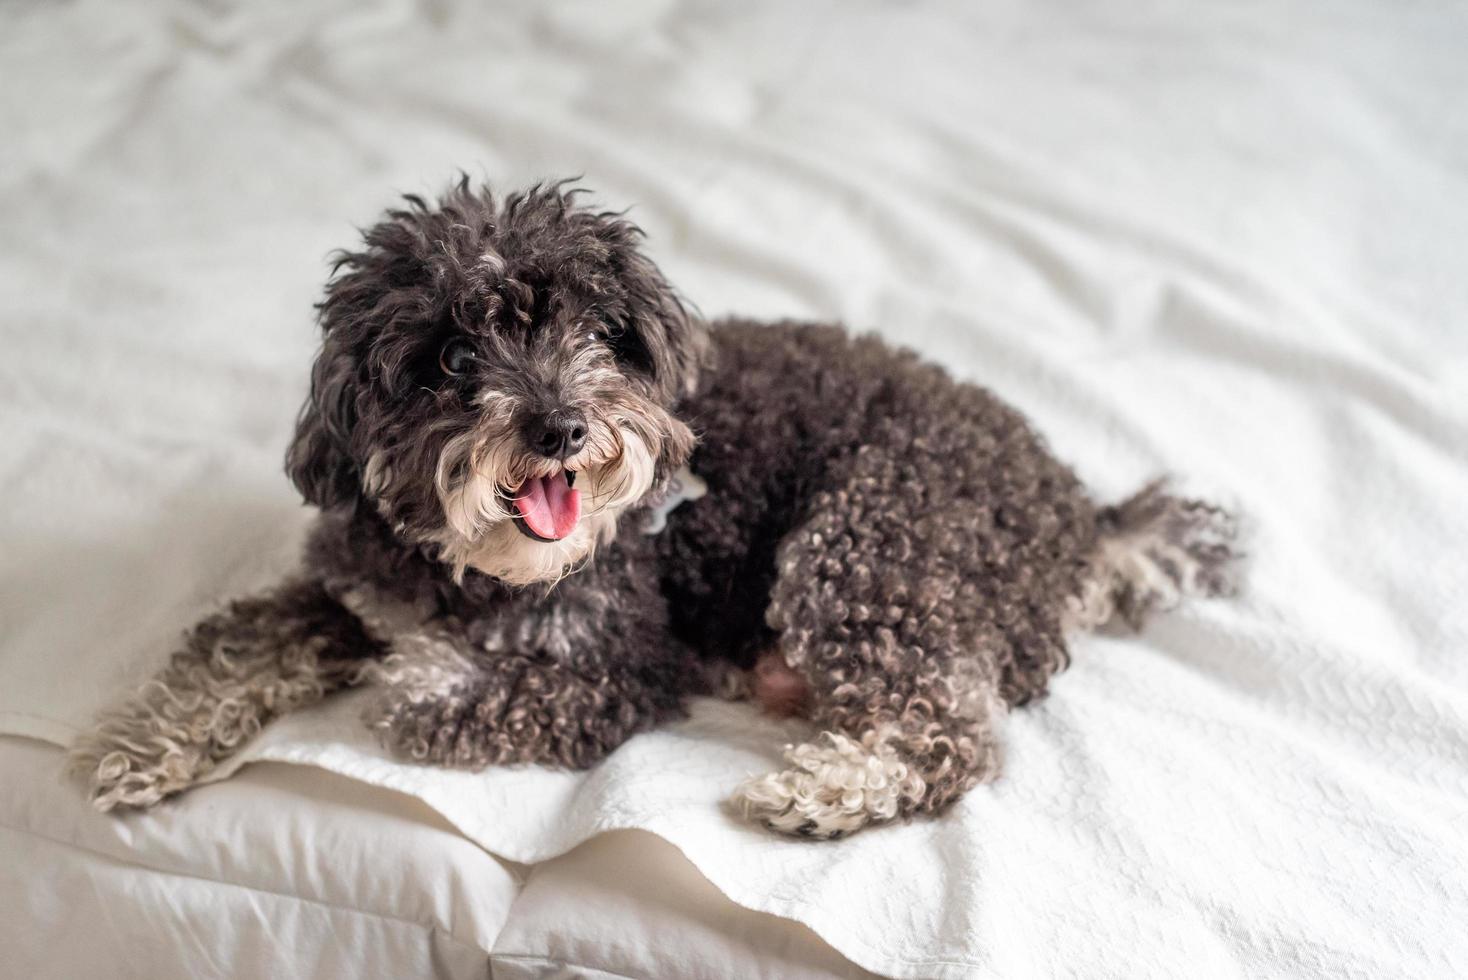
[728,433,1079,838]
[732,455,1240,837]
[731,669,1007,839]
[69,579,382,811]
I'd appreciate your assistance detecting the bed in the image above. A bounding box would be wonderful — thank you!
[2,1,1465,977]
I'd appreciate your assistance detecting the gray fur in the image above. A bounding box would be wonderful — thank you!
[70,180,1240,836]
[70,581,381,811]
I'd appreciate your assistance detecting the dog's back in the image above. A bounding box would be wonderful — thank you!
[660,318,1101,706]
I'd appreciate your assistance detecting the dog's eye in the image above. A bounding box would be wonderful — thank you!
[439,338,477,377]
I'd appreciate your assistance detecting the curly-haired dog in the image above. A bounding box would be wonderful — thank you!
[71,181,1239,838]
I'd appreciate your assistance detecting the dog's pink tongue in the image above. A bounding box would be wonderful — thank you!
[514,471,581,540]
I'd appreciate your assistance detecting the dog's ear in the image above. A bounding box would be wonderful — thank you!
[621,250,709,403]
[574,200,707,403]
[656,412,698,480]
[286,198,443,509]
[286,188,473,510]
[285,333,360,509]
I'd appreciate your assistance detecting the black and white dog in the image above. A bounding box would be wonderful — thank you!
[72,181,1237,838]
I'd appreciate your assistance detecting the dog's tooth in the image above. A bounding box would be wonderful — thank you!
[565,470,576,488]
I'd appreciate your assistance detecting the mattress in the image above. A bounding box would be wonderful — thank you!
[0,736,873,979]
[3,0,1466,977]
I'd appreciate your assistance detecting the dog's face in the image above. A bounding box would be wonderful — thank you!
[287,182,703,586]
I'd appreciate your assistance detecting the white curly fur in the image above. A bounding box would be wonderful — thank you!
[731,725,927,839]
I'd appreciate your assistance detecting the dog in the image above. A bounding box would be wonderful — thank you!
[70,180,1239,839]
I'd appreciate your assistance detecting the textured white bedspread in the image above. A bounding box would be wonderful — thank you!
[3,1,1467,976]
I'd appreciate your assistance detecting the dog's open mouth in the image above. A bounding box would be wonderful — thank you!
[511,469,581,542]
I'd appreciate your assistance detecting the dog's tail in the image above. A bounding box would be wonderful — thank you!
[1064,480,1242,633]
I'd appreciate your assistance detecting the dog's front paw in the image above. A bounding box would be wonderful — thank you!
[730,727,926,840]
[364,684,492,768]
[68,733,208,812]
[361,641,512,769]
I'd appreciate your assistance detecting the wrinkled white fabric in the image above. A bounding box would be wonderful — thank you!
[0,738,520,980]
[2,1,1466,976]
[0,735,877,979]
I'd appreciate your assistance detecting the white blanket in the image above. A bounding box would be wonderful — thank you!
[3,1,1466,976]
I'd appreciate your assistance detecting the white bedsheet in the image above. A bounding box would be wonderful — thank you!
[0,736,874,979]
[3,1,1466,977]
[0,737,520,979]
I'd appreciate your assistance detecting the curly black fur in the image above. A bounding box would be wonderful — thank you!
[72,180,1239,836]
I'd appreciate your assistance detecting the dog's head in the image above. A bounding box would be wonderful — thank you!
[286,180,704,586]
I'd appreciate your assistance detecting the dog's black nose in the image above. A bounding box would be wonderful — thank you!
[525,410,588,460]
